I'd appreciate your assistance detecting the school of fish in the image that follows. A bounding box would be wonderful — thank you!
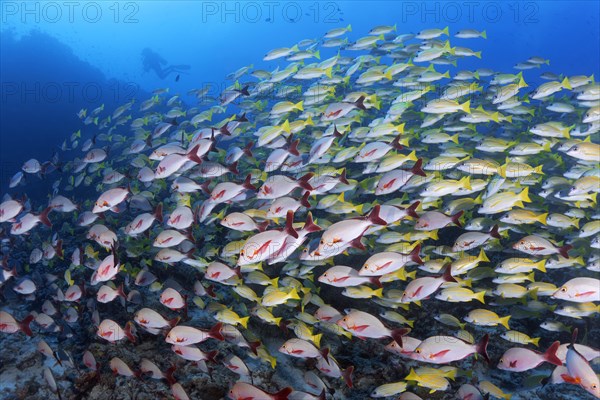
[1,23,599,400]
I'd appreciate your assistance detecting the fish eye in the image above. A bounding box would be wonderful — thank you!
[499,358,503,363]
[561,287,567,292]
[415,349,421,353]
[240,250,245,255]
[323,273,328,277]
[320,240,324,244]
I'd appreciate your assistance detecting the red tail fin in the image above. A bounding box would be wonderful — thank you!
[558,244,573,259]
[154,203,163,223]
[164,365,177,385]
[391,328,411,348]
[451,210,463,228]
[124,321,136,343]
[409,159,426,177]
[243,141,254,157]
[249,341,261,355]
[55,240,63,258]
[369,277,382,288]
[243,174,256,190]
[117,283,127,300]
[303,212,321,233]
[285,210,299,239]
[298,173,314,191]
[544,341,562,366]
[200,181,211,195]
[257,220,270,232]
[339,169,349,185]
[288,139,300,156]
[168,317,181,328]
[333,125,343,138]
[272,387,293,400]
[390,134,403,150]
[38,207,52,227]
[367,205,387,226]
[476,334,490,364]
[206,285,217,298]
[186,145,203,164]
[489,224,501,239]
[342,365,354,388]
[206,350,219,364]
[354,95,367,111]
[442,264,456,283]
[228,161,240,175]
[301,191,311,208]
[408,244,423,265]
[19,315,34,337]
[208,322,224,341]
[405,201,420,219]
[349,236,365,251]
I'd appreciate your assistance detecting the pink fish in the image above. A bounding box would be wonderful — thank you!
[498,341,561,372]
[412,334,490,364]
[228,382,292,400]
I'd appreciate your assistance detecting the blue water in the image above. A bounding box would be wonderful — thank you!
[1,1,598,195]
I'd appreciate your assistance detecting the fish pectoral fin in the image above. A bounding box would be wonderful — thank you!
[430,349,450,359]
[353,324,370,333]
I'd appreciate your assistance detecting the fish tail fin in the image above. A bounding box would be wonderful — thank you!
[369,276,382,288]
[544,341,562,366]
[489,224,501,239]
[239,316,249,329]
[303,212,321,233]
[272,388,293,400]
[288,287,300,300]
[537,212,548,225]
[367,205,387,226]
[476,334,491,363]
[295,100,304,111]
[285,210,299,239]
[572,218,580,229]
[410,158,426,177]
[354,95,367,111]
[39,207,53,227]
[459,176,471,190]
[561,77,572,90]
[243,174,256,190]
[391,328,411,348]
[450,133,460,144]
[519,186,531,203]
[168,316,181,328]
[536,259,547,273]
[301,191,312,208]
[288,138,300,156]
[373,287,384,298]
[480,30,487,39]
[442,264,457,283]
[442,26,449,36]
[461,99,471,114]
[19,315,34,337]
[208,322,224,341]
[406,201,421,219]
[154,202,163,223]
[117,283,127,300]
[342,365,354,388]
[270,277,279,288]
[531,337,540,347]
[407,150,418,162]
[409,243,424,265]
[499,316,511,330]
[312,333,322,347]
[478,248,490,262]
[475,291,486,304]
[451,210,464,227]
[558,244,572,259]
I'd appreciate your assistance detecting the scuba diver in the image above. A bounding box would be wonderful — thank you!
[141,48,190,80]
